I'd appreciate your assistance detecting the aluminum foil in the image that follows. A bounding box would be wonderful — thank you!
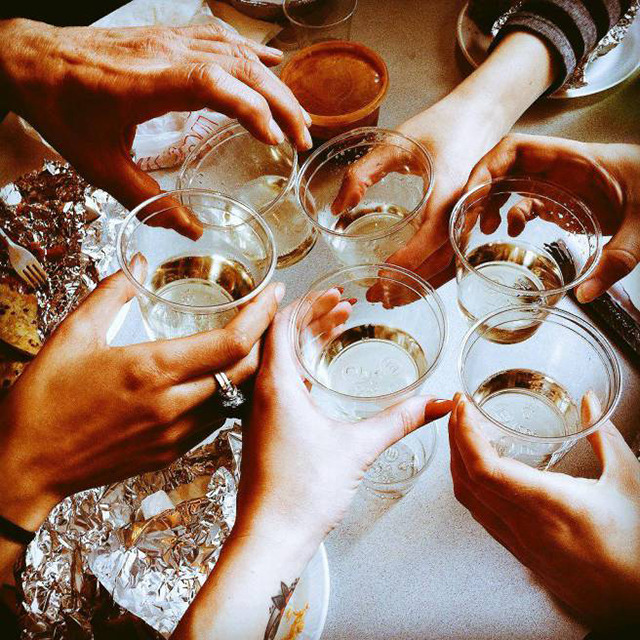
[19,423,242,639]
[0,161,128,340]
[493,1,639,91]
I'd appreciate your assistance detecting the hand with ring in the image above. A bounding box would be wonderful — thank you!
[0,268,284,550]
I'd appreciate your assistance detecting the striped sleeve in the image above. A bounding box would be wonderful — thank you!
[491,0,636,92]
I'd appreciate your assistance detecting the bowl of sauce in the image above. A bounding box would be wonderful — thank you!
[281,40,389,141]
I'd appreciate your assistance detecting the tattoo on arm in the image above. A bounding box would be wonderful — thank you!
[264,579,299,640]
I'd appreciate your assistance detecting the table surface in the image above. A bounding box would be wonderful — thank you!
[1,1,639,639]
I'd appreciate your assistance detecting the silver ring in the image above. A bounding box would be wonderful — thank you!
[214,372,245,411]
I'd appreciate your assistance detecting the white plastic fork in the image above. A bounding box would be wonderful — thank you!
[0,227,48,288]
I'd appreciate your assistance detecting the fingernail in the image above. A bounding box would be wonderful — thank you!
[268,119,285,144]
[266,46,283,56]
[576,279,601,304]
[274,282,286,303]
[302,127,313,150]
[301,108,313,127]
[345,297,358,305]
[129,253,147,282]
[432,398,454,406]
[336,286,345,294]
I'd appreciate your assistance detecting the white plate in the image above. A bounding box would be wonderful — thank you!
[456,1,640,98]
[276,544,330,640]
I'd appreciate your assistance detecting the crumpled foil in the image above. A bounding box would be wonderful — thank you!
[0,161,128,340]
[493,1,639,91]
[18,423,242,639]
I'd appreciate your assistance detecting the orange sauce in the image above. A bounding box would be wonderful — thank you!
[285,48,383,116]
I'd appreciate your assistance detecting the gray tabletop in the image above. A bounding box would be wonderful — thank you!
[1,1,639,638]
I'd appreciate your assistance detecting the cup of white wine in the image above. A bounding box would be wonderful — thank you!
[291,264,447,498]
[459,305,621,470]
[297,127,434,267]
[450,177,601,344]
[117,189,276,340]
[178,121,316,269]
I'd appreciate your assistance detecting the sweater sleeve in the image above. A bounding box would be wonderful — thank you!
[491,0,635,93]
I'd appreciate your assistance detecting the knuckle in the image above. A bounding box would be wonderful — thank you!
[224,328,252,360]
[234,58,265,86]
[206,22,230,40]
[187,62,221,94]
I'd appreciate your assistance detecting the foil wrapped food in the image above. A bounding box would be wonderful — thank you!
[0,161,128,340]
[19,424,242,639]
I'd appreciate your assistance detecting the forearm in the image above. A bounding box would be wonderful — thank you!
[172,527,317,640]
[447,30,556,139]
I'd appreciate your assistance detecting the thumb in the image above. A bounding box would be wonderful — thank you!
[576,213,640,303]
[583,391,638,482]
[357,396,454,453]
[67,260,145,339]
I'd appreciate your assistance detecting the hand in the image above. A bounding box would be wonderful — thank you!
[449,393,640,634]
[0,18,312,233]
[0,268,284,533]
[465,133,640,302]
[173,295,453,639]
[235,294,454,550]
[330,31,556,284]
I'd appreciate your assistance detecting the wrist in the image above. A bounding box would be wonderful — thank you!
[0,412,58,533]
[449,31,555,138]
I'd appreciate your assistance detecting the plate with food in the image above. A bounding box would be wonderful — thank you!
[275,544,330,640]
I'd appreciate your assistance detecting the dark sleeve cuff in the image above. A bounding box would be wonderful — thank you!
[489,13,578,95]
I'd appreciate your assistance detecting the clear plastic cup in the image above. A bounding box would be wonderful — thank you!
[450,177,601,344]
[297,128,433,265]
[363,426,439,499]
[459,305,621,469]
[283,0,358,48]
[178,121,316,268]
[291,264,447,497]
[117,189,276,340]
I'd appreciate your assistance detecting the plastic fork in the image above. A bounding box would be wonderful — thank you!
[0,227,48,288]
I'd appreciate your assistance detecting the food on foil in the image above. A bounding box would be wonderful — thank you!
[0,161,117,344]
[19,425,242,639]
[0,276,41,356]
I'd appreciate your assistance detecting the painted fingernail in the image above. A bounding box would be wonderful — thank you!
[345,297,358,305]
[275,282,286,303]
[302,127,313,150]
[268,119,285,144]
[301,108,313,126]
[336,286,345,294]
[432,398,454,406]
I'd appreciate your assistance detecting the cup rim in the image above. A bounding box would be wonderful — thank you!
[296,127,434,240]
[283,0,358,31]
[177,120,299,216]
[116,189,277,314]
[363,426,439,492]
[449,177,603,298]
[281,41,389,126]
[457,305,622,443]
[291,263,448,402]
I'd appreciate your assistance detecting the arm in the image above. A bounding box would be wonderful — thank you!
[492,0,636,93]
[172,299,453,639]
[332,29,556,282]
[0,18,311,213]
[0,271,283,583]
